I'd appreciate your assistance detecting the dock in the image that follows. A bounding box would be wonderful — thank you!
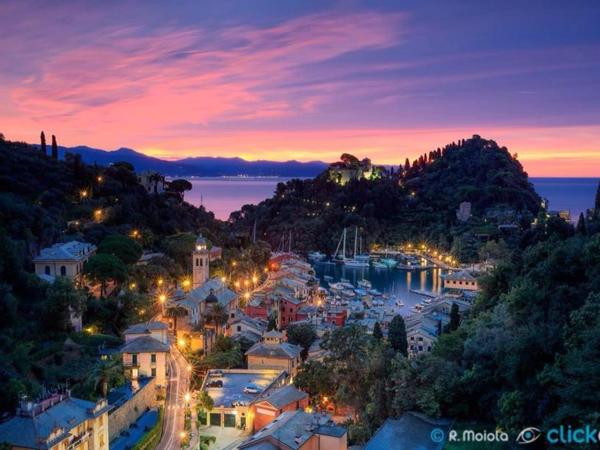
[410,289,438,298]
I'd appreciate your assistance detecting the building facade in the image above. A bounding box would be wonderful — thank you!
[0,393,109,450]
[33,241,96,282]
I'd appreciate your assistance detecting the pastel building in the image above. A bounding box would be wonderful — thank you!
[442,270,479,291]
[245,331,302,378]
[33,241,96,282]
[121,322,170,388]
[0,393,109,450]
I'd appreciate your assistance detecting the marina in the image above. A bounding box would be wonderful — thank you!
[312,259,446,316]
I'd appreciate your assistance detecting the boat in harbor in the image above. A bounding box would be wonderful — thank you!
[372,261,388,269]
[395,298,405,307]
[308,251,326,261]
[334,227,370,267]
[358,279,372,289]
[368,288,382,296]
[381,257,398,268]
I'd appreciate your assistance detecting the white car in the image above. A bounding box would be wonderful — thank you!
[243,384,261,394]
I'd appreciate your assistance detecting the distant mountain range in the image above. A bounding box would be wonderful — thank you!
[52,145,329,177]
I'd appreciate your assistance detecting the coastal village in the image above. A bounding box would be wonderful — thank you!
[1,137,597,450]
[0,168,486,450]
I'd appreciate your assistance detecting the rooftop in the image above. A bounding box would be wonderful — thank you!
[121,335,169,353]
[33,241,96,262]
[239,410,345,450]
[365,412,451,450]
[202,369,284,408]
[124,321,168,335]
[181,278,237,309]
[246,341,302,360]
[0,395,109,449]
[255,385,308,409]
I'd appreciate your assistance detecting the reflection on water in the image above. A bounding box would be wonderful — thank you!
[183,177,291,220]
[312,261,446,314]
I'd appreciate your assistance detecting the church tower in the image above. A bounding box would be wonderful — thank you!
[192,234,209,289]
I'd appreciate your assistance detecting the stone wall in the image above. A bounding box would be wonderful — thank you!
[108,377,157,441]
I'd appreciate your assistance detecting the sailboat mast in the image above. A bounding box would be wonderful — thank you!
[342,228,347,259]
[354,227,358,258]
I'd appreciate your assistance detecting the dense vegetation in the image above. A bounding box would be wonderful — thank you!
[295,202,600,443]
[230,135,541,261]
[0,134,225,411]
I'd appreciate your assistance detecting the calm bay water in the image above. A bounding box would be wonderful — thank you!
[184,176,599,221]
[313,262,445,311]
[184,176,597,311]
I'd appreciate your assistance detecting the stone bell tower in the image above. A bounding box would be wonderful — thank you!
[192,234,209,289]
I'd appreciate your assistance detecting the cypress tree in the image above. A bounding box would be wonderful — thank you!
[404,158,410,172]
[51,135,58,160]
[595,181,600,219]
[448,303,460,331]
[40,131,47,155]
[388,315,408,356]
[372,321,383,341]
[576,213,587,235]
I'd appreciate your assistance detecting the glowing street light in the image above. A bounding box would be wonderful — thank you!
[157,278,164,286]
[177,337,186,347]
[80,189,88,199]
[129,282,137,289]
[182,278,191,289]
[244,292,250,300]
[184,392,190,403]
[130,229,140,239]
[94,209,103,220]
[251,275,258,284]
[220,276,226,283]
[97,176,103,183]
[158,294,167,304]
[187,364,192,372]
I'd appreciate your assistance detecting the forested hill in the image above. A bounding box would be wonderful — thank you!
[0,136,224,255]
[229,135,541,260]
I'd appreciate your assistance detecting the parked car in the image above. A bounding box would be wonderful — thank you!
[211,369,223,377]
[207,380,223,388]
[243,384,261,394]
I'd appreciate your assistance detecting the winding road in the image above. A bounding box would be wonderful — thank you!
[157,340,190,450]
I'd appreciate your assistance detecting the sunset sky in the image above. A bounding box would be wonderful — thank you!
[2,1,600,176]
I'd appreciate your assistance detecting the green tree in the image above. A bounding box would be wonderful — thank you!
[388,315,408,356]
[51,134,58,160]
[198,435,216,450]
[294,360,334,401]
[287,323,317,359]
[197,390,214,412]
[45,277,87,333]
[595,181,600,218]
[40,131,46,155]
[206,303,228,335]
[448,303,460,332]
[576,213,587,235]
[166,305,188,333]
[372,322,383,341]
[84,254,127,296]
[97,234,143,265]
[83,356,124,399]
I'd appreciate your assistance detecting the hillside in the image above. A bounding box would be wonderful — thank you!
[229,135,541,260]
[0,135,225,411]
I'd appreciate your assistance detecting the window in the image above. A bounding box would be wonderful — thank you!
[132,354,138,365]
[45,266,51,275]
[196,258,199,267]
[418,346,423,351]
[151,354,156,363]
[60,266,67,276]
[237,326,241,332]
[199,258,203,267]
[151,368,156,377]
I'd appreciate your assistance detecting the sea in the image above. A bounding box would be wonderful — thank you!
[184,176,598,313]
[185,176,599,222]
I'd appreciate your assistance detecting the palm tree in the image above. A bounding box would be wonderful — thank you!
[85,356,124,398]
[166,305,188,333]
[198,435,216,450]
[207,303,228,335]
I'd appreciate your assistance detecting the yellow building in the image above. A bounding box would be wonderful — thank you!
[245,331,302,378]
[121,328,170,388]
[33,241,96,282]
[442,270,479,291]
[0,393,109,450]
